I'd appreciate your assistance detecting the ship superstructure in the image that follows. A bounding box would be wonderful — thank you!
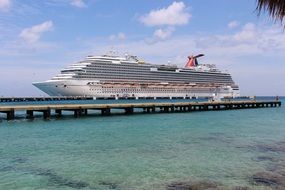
[33,53,240,98]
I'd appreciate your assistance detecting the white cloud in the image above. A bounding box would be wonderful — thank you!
[233,23,256,42]
[140,1,191,26]
[70,0,86,8]
[228,20,239,29]
[19,21,53,43]
[154,27,175,40]
[0,0,11,11]
[109,32,126,41]
[194,23,285,60]
[84,23,285,64]
[118,33,126,40]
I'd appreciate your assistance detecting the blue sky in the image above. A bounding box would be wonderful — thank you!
[0,0,284,96]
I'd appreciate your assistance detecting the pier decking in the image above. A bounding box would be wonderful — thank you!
[0,100,281,120]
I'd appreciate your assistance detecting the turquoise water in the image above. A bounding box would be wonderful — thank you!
[0,98,284,190]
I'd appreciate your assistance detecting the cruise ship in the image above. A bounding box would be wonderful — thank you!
[33,53,240,98]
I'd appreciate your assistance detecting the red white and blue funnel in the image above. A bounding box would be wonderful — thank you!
[185,54,204,68]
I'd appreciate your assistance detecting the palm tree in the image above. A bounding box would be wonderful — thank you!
[257,0,285,22]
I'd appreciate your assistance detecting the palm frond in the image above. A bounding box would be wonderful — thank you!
[257,0,285,22]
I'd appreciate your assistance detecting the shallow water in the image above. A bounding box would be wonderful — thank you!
[0,98,284,189]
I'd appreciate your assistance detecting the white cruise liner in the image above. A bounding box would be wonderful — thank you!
[33,53,240,98]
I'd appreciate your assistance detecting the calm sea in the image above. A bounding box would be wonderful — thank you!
[0,97,284,190]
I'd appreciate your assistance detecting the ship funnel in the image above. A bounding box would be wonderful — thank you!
[185,54,204,68]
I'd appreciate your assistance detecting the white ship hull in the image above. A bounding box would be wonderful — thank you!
[33,80,240,98]
[33,54,240,98]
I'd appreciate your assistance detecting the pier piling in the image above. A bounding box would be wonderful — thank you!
[101,108,111,116]
[43,109,51,119]
[6,109,15,120]
[26,110,34,119]
[74,109,81,117]
[125,107,134,114]
[55,109,62,117]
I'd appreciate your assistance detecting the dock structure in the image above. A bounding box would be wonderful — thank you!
[0,100,281,121]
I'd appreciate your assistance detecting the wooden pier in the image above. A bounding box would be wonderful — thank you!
[0,100,281,121]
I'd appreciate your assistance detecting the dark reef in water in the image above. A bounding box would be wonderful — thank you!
[0,165,16,172]
[231,188,249,190]
[248,140,285,189]
[1,159,94,189]
[98,181,118,189]
[166,180,249,190]
[165,142,285,190]
[1,156,123,189]
[166,180,220,190]
[240,141,285,153]
[198,132,234,144]
[236,140,285,153]
[0,158,123,190]
[251,156,277,162]
[33,167,90,189]
[256,141,285,153]
[250,172,282,187]
[11,157,28,164]
[165,139,285,190]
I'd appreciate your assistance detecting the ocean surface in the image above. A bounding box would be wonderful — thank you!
[0,97,284,190]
